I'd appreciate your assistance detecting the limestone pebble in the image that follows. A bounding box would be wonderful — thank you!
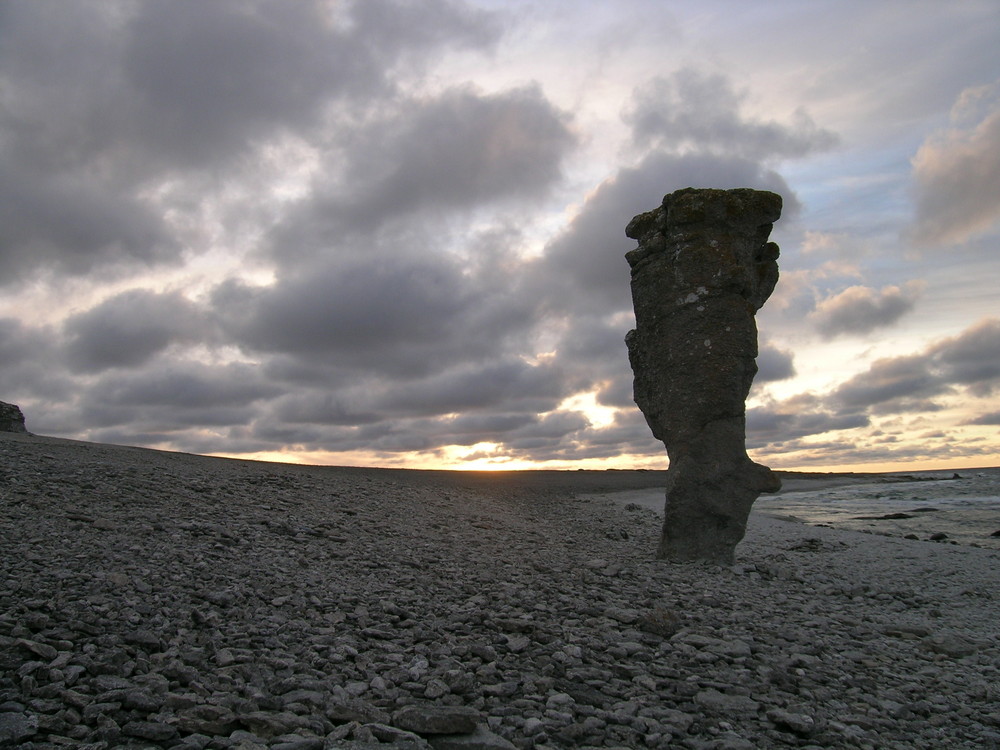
[1,432,999,748]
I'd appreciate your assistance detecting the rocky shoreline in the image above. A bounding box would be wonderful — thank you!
[2,433,999,749]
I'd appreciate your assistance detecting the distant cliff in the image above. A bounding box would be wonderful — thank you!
[0,401,28,433]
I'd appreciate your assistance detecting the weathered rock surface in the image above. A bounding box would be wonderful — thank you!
[0,401,27,433]
[625,187,783,564]
[2,432,1000,749]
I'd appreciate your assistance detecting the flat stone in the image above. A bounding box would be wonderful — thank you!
[270,737,324,750]
[327,700,391,725]
[122,720,178,741]
[122,688,162,712]
[767,708,817,736]
[694,689,760,715]
[0,712,38,744]
[429,725,517,749]
[922,632,977,658]
[240,711,310,738]
[392,705,481,735]
[15,639,57,661]
[366,722,428,745]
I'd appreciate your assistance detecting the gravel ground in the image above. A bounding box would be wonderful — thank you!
[2,432,999,749]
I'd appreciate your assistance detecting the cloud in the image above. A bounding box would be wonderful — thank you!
[927,317,1000,397]
[624,69,837,161]
[272,84,577,249]
[964,411,1000,426]
[828,318,1000,415]
[748,318,1000,458]
[87,362,279,411]
[755,341,796,383]
[0,0,502,284]
[374,359,567,417]
[0,318,70,399]
[748,392,869,450]
[910,79,1000,246]
[121,0,502,167]
[63,290,207,372]
[810,282,924,338]
[833,354,949,413]
[213,249,534,379]
[0,172,177,282]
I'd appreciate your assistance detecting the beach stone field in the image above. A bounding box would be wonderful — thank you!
[2,433,999,749]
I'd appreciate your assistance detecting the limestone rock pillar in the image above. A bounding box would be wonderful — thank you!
[624,188,782,564]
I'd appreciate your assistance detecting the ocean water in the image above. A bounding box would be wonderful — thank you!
[595,467,1000,550]
[755,467,1000,550]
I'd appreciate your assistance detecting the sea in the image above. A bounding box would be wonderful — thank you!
[756,467,1000,550]
[599,467,1000,550]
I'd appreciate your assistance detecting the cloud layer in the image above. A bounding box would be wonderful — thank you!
[2,0,999,470]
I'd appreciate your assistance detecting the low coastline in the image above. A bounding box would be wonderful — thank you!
[2,432,999,749]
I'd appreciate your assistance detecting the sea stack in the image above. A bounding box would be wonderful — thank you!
[0,401,28,433]
[625,188,782,564]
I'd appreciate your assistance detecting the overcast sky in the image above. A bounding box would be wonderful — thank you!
[2,0,999,471]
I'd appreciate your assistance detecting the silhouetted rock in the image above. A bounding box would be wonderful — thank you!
[0,401,27,433]
[625,187,782,564]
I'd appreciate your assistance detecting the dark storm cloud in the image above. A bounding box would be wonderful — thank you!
[0,318,71,399]
[747,393,869,450]
[831,318,1000,413]
[264,85,576,269]
[123,0,501,166]
[755,341,796,383]
[272,394,382,427]
[0,318,45,371]
[927,318,1000,396]
[374,359,567,417]
[74,362,281,439]
[87,362,278,410]
[810,283,923,339]
[0,0,502,283]
[965,411,1000,426]
[624,69,838,160]
[334,86,577,226]
[833,354,947,412]
[31,361,277,458]
[0,175,176,281]
[63,290,207,372]
[213,251,534,379]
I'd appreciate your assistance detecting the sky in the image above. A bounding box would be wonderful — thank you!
[2,0,999,472]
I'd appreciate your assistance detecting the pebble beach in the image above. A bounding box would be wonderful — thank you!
[2,432,999,749]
